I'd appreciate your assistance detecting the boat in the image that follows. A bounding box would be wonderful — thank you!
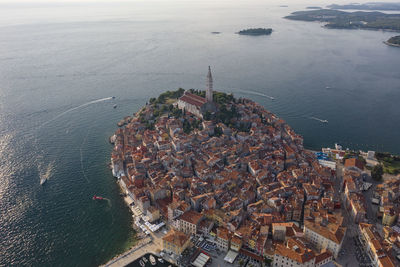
[139,260,145,267]
[40,178,47,185]
[113,104,117,109]
[112,96,116,99]
[321,120,328,123]
[158,257,164,263]
[142,256,148,263]
[149,255,156,265]
[92,195,104,200]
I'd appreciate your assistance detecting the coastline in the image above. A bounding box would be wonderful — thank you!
[102,165,172,267]
[383,41,400,47]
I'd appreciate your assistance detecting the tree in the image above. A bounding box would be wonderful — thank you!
[264,257,273,267]
[214,126,223,137]
[372,164,383,181]
[183,119,191,134]
[203,111,211,121]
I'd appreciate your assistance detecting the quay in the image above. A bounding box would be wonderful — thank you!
[102,179,171,267]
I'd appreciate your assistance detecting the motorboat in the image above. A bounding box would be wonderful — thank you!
[92,195,104,200]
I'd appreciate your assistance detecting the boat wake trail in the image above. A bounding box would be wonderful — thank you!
[38,97,113,129]
[103,198,112,207]
[239,90,275,100]
[309,116,328,123]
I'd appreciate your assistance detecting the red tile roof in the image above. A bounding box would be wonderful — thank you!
[179,92,206,107]
[180,210,203,225]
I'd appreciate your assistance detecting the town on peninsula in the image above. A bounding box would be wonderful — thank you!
[106,68,399,267]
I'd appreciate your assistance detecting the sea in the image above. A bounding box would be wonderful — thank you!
[0,0,399,266]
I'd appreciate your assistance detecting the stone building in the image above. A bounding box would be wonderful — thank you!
[177,66,217,117]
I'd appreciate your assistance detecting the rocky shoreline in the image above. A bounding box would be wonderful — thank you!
[384,41,400,47]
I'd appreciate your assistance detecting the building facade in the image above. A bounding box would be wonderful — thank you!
[162,229,190,256]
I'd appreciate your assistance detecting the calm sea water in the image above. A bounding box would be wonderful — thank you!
[1,0,399,266]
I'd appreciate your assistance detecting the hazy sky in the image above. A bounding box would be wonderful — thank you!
[1,0,400,4]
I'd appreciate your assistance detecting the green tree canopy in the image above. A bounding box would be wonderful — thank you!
[372,164,383,181]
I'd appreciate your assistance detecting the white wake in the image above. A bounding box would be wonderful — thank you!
[309,116,328,123]
[239,90,275,100]
[38,97,113,129]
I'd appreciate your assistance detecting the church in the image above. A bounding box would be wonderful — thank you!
[177,66,217,118]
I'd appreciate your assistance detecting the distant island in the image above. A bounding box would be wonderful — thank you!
[307,6,322,9]
[237,28,272,36]
[211,31,221,34]
[285,9,400,31]
[384,35,400,47]
[328,2,400,11]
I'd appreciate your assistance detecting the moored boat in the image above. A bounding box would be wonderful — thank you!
[92,195,104,200]
[139,260,145,267]
[158,257,164,263]
[142,256,148,263]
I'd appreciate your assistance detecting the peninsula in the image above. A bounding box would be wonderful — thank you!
[285,9,400,31]
[384,35,400,47]
[237,28,272,36]
[327,2,400,11]
[108,68,397,267]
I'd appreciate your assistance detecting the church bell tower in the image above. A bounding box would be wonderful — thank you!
[206,66,213,103]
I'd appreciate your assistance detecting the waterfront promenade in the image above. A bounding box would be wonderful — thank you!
[103,236,152,267]
[103,223,167,267]
[102,181,168,267]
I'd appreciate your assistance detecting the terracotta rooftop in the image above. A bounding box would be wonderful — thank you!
[179,92,206,108]
[344,158,365,170]
[304,220,346,244]
[179,210,203,225]
[275,238,316,264]
[162,229,190,247]
[315,250,332,264]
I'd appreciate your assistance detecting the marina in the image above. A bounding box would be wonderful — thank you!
[125,254,175,267]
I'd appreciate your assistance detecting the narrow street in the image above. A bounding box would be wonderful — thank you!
[334,163,360,267]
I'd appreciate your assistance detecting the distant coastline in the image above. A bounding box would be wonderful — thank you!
[327,2,400,11]
[285,9,400,32]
